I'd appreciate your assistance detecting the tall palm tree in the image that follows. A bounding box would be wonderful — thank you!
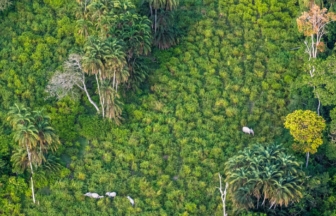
[103,37,126,85]
[148,0,178,33]
[153,9,180,49]
[102,86,123,124]
[76,19,93,39]
[87,1,106,23]
[33,109,60,156]
[13,122,39,203]
[8,104,61,204]
[108,13,151,90]
[83,36,108,117]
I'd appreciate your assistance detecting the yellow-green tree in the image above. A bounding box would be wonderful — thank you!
[284,110,325,168]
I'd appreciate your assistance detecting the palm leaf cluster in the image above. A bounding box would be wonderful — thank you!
[225,144,304,211]
[147,0,179,47]
[8,104,60,164]
[152,9,180,49]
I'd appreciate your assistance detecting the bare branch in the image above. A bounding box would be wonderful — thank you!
[217,173,228,216]
[45,54,100,113]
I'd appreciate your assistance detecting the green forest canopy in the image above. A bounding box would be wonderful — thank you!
[1,0,336,215]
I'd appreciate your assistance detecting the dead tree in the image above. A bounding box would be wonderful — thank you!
[216,173,228,216]
[45,54,100,113]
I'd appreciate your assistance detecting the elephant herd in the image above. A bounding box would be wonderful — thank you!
[84,192,134,206]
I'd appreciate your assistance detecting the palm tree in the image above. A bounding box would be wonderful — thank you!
[83,36,107,76]
[83,36,108,117]
[103,37,126,86]
[33,109,60,156]
[109,12,152,60]
[83,36,126,120]
[152,9,180,49]
[76,19,93,39]
[224,143,304,212]
[7,104,32,129]
[102,86,123,124]
[87,1,106,23]
[108,13,151,90]
[148,0,178,33]
[13,122,39,203]
[11,147,42,173]
[8,104,61,204]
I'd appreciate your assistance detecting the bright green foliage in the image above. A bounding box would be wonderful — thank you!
[0,0,77,109]
[225,143,303,212]
[327,107,336,161]
[0,176,27,216]
[19,0,306,214]
[314,55,336,106]
[4,0,336,215]
[284,110,325,154]
[46,99,85,143]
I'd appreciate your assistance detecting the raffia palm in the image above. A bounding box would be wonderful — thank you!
[224,143,303,211]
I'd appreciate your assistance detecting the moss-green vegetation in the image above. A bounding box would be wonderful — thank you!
[1,0,336,215]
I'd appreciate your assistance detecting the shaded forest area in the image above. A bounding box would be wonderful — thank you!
[1,0,336,215]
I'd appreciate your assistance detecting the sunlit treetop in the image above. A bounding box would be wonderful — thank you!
[284,110,326,154]
[297,4,336,37]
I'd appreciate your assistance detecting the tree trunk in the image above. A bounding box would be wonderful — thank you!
[26,144,35,204]
[155,9,157,33]
[81,83,100,113]
[95,73,104,118]
[217,174,228,216]
[261,191,267,206]
[31,176,36,204]
[222,183,228,216]
[306,152,310,168]
[113,70,116,90]
[79,74,100,113]
[150,5,153,29]
[26,144,33,175]
[316,90,321,116]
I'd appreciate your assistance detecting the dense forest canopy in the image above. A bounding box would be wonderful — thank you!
[1,0,336,215]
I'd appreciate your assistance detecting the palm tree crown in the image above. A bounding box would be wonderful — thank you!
[224,143,303,211]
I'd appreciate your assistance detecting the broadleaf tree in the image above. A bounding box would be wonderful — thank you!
[284,110,326,167]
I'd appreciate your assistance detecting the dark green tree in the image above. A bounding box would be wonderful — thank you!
[225,144,304,212]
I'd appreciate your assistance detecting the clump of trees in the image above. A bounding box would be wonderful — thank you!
[225,143,304,212]
[46,0,152,124]
[146,0,180,49]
